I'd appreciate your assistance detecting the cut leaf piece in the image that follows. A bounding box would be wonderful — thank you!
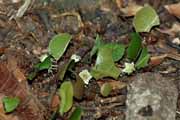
[135,47,150,69]
[100,83,112,97]
[79,69,92,85]
[127,33,142,61]
[58,60,74,81]
[133,5,160,32]
[104,43,125,62]
[90,34,104,57]
[69,107,83,120]
[91,46,120,80]
[59,81,73,115]
[27,70,38,81]
[122,62,135,75]
[48,33,72,60]
[35,56,52,71]
[73,75,85,100]
[2,96,20,113]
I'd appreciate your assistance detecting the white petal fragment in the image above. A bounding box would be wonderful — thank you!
[79,69,92,85]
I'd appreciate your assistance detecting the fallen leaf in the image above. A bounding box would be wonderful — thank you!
[127,32,142,61]
[120,2,143,16]
[59,81,73,115]
[135,47,150,69]
[104,43,125,62]
[51,95,60,110]
[48,33,72,60]
[167,53,180,61]
[100,83,112,97]
[133,5,160,32]
[69,107,83,120]
[165,3,180,17]
[91,46,120,80]
[7,56,26,83]
[0,62,46,120]
[90,34,104,57]
[149,54,167,66]
[35,55,52,71]
[58,60,74,81]
[73,75,84,100]
[157,23,180,36]
[97,80,127,90]
[2,96,20,113]
[0,94,19,120]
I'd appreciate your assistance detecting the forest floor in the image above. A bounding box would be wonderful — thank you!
[0,0,180,120]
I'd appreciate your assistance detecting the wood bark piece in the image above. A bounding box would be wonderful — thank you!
[126,73,178,120]
[165,3,180,18]
[0,62,46,120]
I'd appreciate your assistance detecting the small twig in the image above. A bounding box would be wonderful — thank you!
[99,95,126,104]
[51,11,84,28]
[10,0,31,20]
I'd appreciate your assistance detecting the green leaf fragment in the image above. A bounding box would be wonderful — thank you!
[48,33,72,60]
[100,83,112,97]
[27,70,38,81]
[127,33,142,61]
[58,60,74,81]
[2,96,20,113]
[69,107,83,120]
[135,47,150,69]
[122,62,135,75]
[90,34,104,57]
[133,5,160,32]
[59,81,73,115]
[35,56,52,71]
[91,46,120,80]
[104,43,125,62]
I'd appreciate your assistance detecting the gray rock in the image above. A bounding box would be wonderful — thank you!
[126,73,178,120]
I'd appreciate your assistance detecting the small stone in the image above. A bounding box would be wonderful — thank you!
[126,73,178,120]
[172,37,180,45]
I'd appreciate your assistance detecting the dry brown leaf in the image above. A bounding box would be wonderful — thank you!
[167,53,180,61]
[120,2,143,16]
[0,62,46,120]
[165,3,180,17]
[150,54,167,66]
[7,56,26,83]
[51,95,60,111]
[157,23,180,36]
[115,0,123,8]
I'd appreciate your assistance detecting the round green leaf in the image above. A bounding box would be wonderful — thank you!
[59,81,73,115]
[48,33,72,60]
[133,5,160,32]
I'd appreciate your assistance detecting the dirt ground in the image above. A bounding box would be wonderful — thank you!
[0,0,180,120]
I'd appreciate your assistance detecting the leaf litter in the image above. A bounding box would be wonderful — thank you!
[0,0,180,120]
